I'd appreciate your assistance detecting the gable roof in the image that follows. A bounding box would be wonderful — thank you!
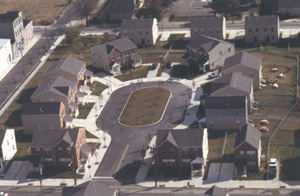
[222,51,261,72]
[121,18,155,29]
[156,128,204,148]
[211,72,253,95]
[44,56,85,77]
[205,96,246,110]
[187,35,233,53]
[245,15,279,27]
[190,16,224,29]
[22,102,63,115]
[31,76,76,100]
[31,128,80,147]
[234,124,261,151]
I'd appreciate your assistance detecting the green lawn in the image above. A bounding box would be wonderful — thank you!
[119,87,171,126]
[77,103,95,119]
[27,165,83,179]
[90,81,108,95]
[115,66,150,82]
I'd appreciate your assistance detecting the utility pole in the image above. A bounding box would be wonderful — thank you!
[154,148,158,187]
[44,26,50,51]
[39,164,43,196]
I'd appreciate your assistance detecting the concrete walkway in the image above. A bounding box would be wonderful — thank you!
[147,63,159,78]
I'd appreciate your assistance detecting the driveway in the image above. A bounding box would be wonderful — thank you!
[94,81,192,182]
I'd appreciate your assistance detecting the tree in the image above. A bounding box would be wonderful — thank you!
[259,0,277,15]
[78,0,94,26]
[65,27,80,44]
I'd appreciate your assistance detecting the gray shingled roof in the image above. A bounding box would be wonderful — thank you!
[0,11,20,22]
[156,128,204,148]
[31,128,79,147]
[187,35,220,51]
[44,56,85,76]
[211,72,253,96]
[223,51,261,72]
[190,16,224,29]
[234,124,261,150]
[22,102,62,115]
[121,18,154,29]
[245,15,279,27]
[31,76,76,100]
[205,96,246,110]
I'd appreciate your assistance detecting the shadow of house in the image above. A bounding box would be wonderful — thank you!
[294,129,300,148]
[4,108,22,127]
[16,87,37,104]
[282,157,300,181]
[113,160,141,185]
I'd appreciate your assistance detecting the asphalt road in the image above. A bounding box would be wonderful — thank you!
[95,81,192,181]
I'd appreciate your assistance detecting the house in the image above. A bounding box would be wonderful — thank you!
[186,35,235,72]
[23,20,34,46]
[222,51,262,90]
[205,96,248,131]
[245,15,279,44]
[210,72,254,112]
[30,76,78,114]
[31,128,90,168]
[0,129,17,175]
[155,128,208,176]
[21,102,67,135]
[277,0,300,17]
[234,124,261,173]
[190,16,226,40]
[120,18,159,46]
[0,39,13,73]
[43,56,87,84]
[108,0,136,21]
[90,37,142,74]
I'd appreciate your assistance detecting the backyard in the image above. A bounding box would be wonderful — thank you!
[115,66,150,82]
[119,87,171,126]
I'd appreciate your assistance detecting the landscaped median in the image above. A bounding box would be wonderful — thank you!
[118,87,172,127]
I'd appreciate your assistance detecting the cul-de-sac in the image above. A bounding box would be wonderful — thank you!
[0,0,300,195]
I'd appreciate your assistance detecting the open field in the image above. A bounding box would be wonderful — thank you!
[119,87,171,126]
[0,0,69,25]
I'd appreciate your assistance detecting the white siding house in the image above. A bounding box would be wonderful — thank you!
[0,129,17,175]
[0,39,13,74]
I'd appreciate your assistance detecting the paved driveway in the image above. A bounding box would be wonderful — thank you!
[94,81,192,182]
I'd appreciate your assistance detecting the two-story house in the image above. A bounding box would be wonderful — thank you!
[277,0,300,17]
[234,124,261,174]
[31,128,90,168]
[21,102,67,135]
[245,15,279,44]
[205,96,248,131]
[30,76,78,114]
[186,35,235,72]
[43,56,87,85]
[190,16,226,40]
[90,37,142,74]
[211,72,254,112]
[222,51,262,90]
[155,128,208,176]
[0,39,13,73]
[0,129,17,175]
[120,18,159,47]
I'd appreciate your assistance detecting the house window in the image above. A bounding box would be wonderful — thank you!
[146,31,149,34]
[264,27,267,32]
[271,27,274,32]
[36,148,40,151]
[247,151,255,156]
[272,36,275,40]
[239,151,245,155]
[58,147,63,152]
[169,147,175,155]
[182,148,188,154]
[194,28,198,33]
[139,31,143,35]
[161,149,166,155]
[228,47,231,52]
[236,120,240,126]
[12,145,15,151]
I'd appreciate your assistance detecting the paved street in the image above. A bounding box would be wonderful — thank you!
[95,81,192,180]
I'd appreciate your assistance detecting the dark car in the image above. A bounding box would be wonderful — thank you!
[165,62,171,69]
[150,63,157,70]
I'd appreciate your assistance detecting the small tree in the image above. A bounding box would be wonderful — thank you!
[78,0,94,26]
[65,27,80,44]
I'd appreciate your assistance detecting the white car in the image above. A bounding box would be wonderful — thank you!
[208,71,222,79]
[269,158,277,167]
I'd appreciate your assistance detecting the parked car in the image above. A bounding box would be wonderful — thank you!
[165,62,171,69]
[208,70,222,79]
[150,63,157,70]
[269,158,277,179]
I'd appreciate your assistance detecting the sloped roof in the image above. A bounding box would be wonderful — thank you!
[223,51,261,72]
[234,124,261,150]
[31,128,80,147]
[22,102,62,115]
[211,72,253,96]
[190,16,224,29]
[205,96,246,110]
[44,56,85,77]
[245,15,279,27]
[156,128,204,148]
[121,18,155,29]
[107,37,137,52]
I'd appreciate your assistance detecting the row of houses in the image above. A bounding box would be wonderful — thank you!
[0,11,34,73]
[190,15,280,44]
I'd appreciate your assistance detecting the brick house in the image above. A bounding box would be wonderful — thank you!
[211,72,254,112]
[234,124,261,173]
[222,51,262,90]
[90,37,142,74]
[43,56,87,85]
[0,129,17,175]
[30,76,78,115]
[31,128,90,168]
[190,16,226,40]
[205,96,248,131]
[155,128,208,175]
[245,15,279,44]
[186,35,235,72]
[120,18,159,46]
[21,102,66,135]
